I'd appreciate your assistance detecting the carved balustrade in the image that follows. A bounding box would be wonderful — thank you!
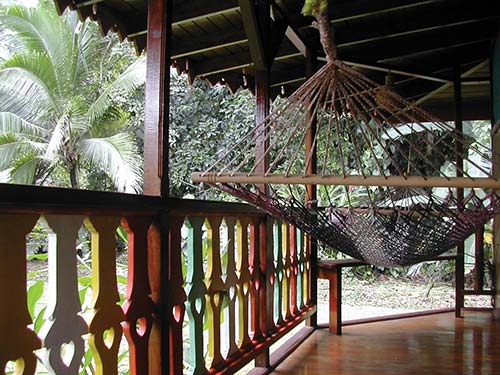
[0,186,316,375]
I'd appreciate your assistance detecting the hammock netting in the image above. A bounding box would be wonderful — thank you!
[193,58,500,267]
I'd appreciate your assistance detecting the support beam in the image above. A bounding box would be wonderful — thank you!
[192,173,500,189]
[193,47,300,77]
[333,2,495,52]
[253,0,271,192]
[172,0,239,25]
[416,60,490,105]
[305,51,318,328]
[454,67,465,318]
[171,29,247,59]
[339,19,498,64]
[143,0,171,196]
[491,34,500,316]
[290,0,446,27]
[239,0,268,70]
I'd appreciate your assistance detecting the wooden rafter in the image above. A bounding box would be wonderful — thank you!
[238,0,267,70]
[332,1,495,48]
[340,19,499,63]
[171,29,247,59]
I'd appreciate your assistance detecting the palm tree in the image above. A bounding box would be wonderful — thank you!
[0,1,145,193]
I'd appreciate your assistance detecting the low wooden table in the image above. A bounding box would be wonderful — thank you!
[317,255,458,335]
[317,259,367,335]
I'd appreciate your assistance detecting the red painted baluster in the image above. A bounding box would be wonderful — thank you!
[121,216,156,375]
[148,221,162,375]
[249,217,263,342]
[273,219,284,327]
[167,216,186,375]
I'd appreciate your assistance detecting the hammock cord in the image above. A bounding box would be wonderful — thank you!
[192,11,500,267]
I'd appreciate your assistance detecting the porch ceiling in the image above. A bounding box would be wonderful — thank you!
[53,0,500,120]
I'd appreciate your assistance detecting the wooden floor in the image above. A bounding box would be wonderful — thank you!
[272,311,500,374]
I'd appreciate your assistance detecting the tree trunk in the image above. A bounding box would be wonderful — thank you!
[69,166,79,189]
[315,12,336,62]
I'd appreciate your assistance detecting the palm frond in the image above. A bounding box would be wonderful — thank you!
[0,4,60,58]
[79,133,143,193]
[87,56,146,123]
[0,112,45,136]
[0,52,59,116]
[0,133,34,169]
[45,113,67,159]
[8,153,42,185]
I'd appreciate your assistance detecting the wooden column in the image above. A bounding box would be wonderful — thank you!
[143,0,172,196]
[240,0,273,368]
[474,225,485,291]
[143,2,172,374]
[305,50,318,327]
[454,66,465,318]
[491,36,500,314]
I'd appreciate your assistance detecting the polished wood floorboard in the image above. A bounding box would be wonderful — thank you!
[272,312,500,375]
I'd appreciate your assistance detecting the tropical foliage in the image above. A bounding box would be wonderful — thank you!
[169,71,255,199]
[0,1,145,192]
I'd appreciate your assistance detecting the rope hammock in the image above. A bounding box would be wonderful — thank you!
[192,11,500,267]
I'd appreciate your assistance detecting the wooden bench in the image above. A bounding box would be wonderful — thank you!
[318,255,458,335]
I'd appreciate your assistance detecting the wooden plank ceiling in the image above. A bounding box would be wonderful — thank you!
[53,0,500,120]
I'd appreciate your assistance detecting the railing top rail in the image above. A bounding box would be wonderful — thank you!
[168,197,265,217]
[0,183,266,217]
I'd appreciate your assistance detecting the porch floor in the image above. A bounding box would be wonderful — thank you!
[271,311,500,374]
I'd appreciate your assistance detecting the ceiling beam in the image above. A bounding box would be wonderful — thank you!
[337,17,498,51]
[338,19,498,63]
[416,60,490,105]
[333,2,497,50]
[290,0,447,28]
[315,57,450,83]
[127,0,240,37]
[238,0,268,70]
[171,29,247,59]
[269,65,308,87]
[172,0,239,25]
[193,46,301,77]
[383,43,491,77]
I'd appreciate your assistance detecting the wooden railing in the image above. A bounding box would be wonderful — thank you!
[0,184,316,375]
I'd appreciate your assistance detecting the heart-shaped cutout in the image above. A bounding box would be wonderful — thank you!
[103,327,115,349]
[61,341,75,367]
[172,305,183,323]
[136,317,147,337]
[5,358,24,374]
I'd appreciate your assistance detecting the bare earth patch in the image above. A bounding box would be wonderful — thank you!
[317,274,492,323]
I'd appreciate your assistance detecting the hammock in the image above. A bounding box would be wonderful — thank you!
[192,15,500,267]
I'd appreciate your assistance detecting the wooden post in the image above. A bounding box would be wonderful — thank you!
[143,1,172,374]
[305,50,318,327]
[454,66,465,318]
[255,69,270,182]
[491,36,500,315]
[143,0,171,197]
[474,225,485,291]
[248,0,273,368]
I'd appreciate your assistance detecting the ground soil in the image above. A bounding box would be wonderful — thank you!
[316,273,491,323]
